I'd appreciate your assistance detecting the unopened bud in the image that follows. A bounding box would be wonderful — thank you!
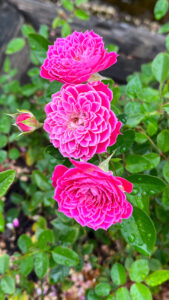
[8,110,42,135]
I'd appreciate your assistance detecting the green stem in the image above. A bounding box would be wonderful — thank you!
[40,279,44,300]
[138,127,168,161]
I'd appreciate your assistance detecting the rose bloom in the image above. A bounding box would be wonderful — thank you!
[44,81,121,160]
[52,160,133,230]
[40,30,118,84]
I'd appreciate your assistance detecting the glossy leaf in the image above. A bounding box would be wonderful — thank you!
[152,53,169,82]
[110,263,127,286]
[116,287,131,300]
[145,270,169,286]
[52,246,79,267]
[17,235,32,254]
[0,276,15,295]
[130,283,152,300]
[129,259,149,283]
[157,130,169,153]
[28,33,50,64]
[128,174,166,196]
[0,170,16,198]
[6,38,25,55]
[95,283,111,296]
[0,255,10,274]
[34,252,49,278]
[20,255,34,276]
[121,207,156,256]
[154,0,169,20]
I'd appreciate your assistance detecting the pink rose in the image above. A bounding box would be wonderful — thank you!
[44,81,121,160]
[52,160,133,230]
[40,30,118,84]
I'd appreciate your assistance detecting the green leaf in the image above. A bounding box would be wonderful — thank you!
[106,295,116,300]
[157,130,169,153]
[32,170,51,191]
[128,174,166,196]
[127,194,149,214]
[135,132,148,144]
[130,283,152,300]
[6,208,18,223]
[126,75,142,99]
[75,9,89,20]
[95,283,111,297]
[121,207,156,256]
[145,270,169,286]
[166,34,169,52]
[29,191,43,210]
[39,24,49,39]
[162,186,169,209]
[28,33,50,64]
[152,52,169,82]
[125,155,151,173]
[0,255,10,274]
[149,259,162,272]
[108,130,135,154]
[0,135,8,148]
[0,151,7,164]
[37,229,54,249]
[158,22,169,34]
[0,275,15,295]
[163,103,169,114]
[163,161,169,183]
[52,246,79,267]
[34,252,49,278]
[61,23,71,37]
[49,265,70,283]
[27,67,40,77]
[0,115,10,134]
[9,148,20,160]
[21,24,35,37]
[129,259,149,283]
[3,58,10,73]
[116,287,131,300]
[20,255,34,276]
[138,88,159,103]
[0,213,4,232]
[0,170,16,198]
[106,44,119,53]
[6,38,25,55]
[86,290,101,300]
[75,0,88,6]
[62,0,74,11]
[154,0,169,20]
[46,81,63,99]
[143,153,160,169]
[17,235,32,254]
[110,263,127,286]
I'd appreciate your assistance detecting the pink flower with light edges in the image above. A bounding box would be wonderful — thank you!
[44,81,121,160]
[40,30,118,84]
[52,160,133,230]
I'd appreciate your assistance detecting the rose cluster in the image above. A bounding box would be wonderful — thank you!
[41,30,133,230]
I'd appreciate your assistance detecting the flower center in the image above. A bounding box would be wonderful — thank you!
[68,115,84,129]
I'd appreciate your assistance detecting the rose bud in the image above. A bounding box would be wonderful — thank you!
[9,110,42,135]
